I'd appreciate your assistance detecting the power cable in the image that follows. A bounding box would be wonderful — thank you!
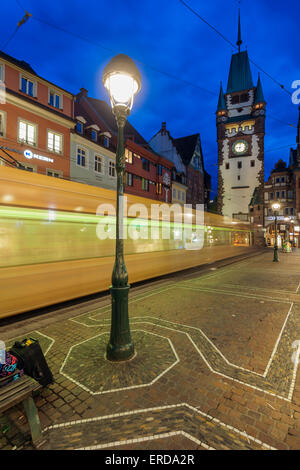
[178,0,292,96]
[10,1,297,129]
[1,10,32,51]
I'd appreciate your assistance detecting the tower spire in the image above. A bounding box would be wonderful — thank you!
[237,8,242,53]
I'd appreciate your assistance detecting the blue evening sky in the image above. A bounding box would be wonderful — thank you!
[2,0,300,197]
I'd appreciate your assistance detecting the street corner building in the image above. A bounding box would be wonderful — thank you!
[0,51,74,178]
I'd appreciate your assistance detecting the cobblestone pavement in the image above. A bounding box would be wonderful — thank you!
[1,249,300,450]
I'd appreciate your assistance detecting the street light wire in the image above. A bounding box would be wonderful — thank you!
[178,0,292,97]
[1,8,32,51]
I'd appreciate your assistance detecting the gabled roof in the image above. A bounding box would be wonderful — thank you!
[0,50,36,75]
[0,50,73,96]
[226,50,253,93]
[86,97,150,148]
[217,82,226,111]
[173,134,199,166]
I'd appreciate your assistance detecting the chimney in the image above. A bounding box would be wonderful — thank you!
[161,122,166,135]
[79,88,88,98]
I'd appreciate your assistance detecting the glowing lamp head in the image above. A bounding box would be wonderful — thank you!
[272,202,280,211]
[103,54,141,112]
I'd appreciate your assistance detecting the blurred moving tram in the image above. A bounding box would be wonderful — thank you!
[0,167,252,319]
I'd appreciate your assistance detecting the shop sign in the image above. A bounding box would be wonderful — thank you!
[24,149,54,163]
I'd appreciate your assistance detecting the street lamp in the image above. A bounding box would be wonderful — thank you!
[103,54,141,361]
[272,202,280,262]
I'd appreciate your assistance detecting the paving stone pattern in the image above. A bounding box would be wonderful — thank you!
[1,250,300,450]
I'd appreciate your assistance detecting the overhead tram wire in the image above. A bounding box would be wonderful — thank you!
[178,0,292,97]
[9,1,297,129]
[1,9,32,51]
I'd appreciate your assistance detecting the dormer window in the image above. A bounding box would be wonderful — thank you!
[20,75,36,97]
[76,122,83,134]
[91,130,97,142]
[103,136,109,148]
[49,90,63,110]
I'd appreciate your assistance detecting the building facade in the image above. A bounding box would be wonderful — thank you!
[70,103,117,190]
[149,122,210,209]
[75,89,174,202]
[0,51,74,178]
[249,107,300,247]
[217,16,265,220]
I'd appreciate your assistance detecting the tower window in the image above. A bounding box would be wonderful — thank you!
[225,163,230,170]
[240,93,249,102]
[237,161,242,169]
[237,175,240,180]
[251,160,255,167]
[231,95,240,105]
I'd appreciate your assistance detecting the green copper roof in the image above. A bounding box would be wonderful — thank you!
[226,50,253,93]
[217,82,226,110]
[254,74,265,103]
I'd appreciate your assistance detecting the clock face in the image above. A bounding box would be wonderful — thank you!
[233,140,248,155]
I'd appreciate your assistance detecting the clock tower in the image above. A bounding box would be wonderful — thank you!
[216,11,265,220]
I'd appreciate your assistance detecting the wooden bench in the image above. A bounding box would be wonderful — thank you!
[0,373,45,448]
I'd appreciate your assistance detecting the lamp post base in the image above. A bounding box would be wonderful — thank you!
[273,248,279,262]
[106,286,135,362]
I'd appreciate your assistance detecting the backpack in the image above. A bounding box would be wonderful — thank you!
[0,351,24,388]
[9,338,53,387]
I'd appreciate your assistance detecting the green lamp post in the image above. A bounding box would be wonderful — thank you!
[272,202,280,262]
[103,54,141,361]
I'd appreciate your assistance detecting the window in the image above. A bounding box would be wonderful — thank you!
[20,76,35,97]
[288,190,293,199]
[231,95,240,104]
[270,192,274,200]
[240,93,249,102]
[142,158,150,171]
[237,175,241,181]
[77,147,86,167]
[290,208,294,215]
[0,63,4,82]
[76,122,83,134]
[251,160,255,167]
[173,188,176,198]
[276,177,280,183]
[182,192,185,201]
[178,190,181,200]
[281,191,285,198]
[156,183,162,194]
[281,177,285,183]
[18,119,37,146]
[125,148,133,163]
[225,163,230,170]
[276,191,280,198]
[47,170,62,178]
[49,90,62,109]
[109,160,115,177]
[94,155,102,173]
[47,131,62,153]
[91,130,97,142]
[142,178,149,191]
[103,136,109,148]
[0,111,6,136]
[237,161,242,169]
[157,165,162,176]
[127,173,133,186]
